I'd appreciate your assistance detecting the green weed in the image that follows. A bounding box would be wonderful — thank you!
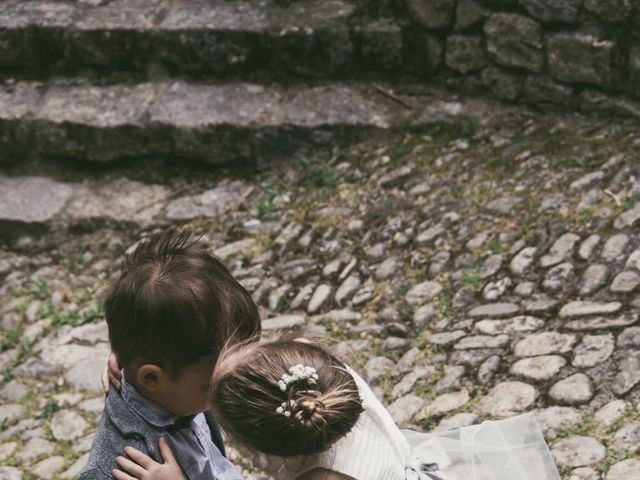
[39,400,60,420]
[595,450,630,474]
[27,277,48,300]
[0,328,23,352]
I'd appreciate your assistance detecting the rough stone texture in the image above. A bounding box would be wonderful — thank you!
[551,436,606,467]
[543,262,574,293]
[510,355,566,381]
[50,410,89,441]
[584,0,635,24]
[579,235,601,260]
[476,381,537,417]
[474,316,543,335]
[549,373,594,405]
[0,404,24,424]
[407,0,456,29]
[30,456,65,480]
[64,357,107,392]
[572,334,615,368]
[165,181,251,220]
[611,271,640,293]
[455,0,488,30]
[612,421,640,453]
[613,350,640,395]
[387,394,424,425]
[445,36,487,74]
[482,67,523,101]
[548,34,619,87]
[359,19,403,72]
[262,315,306,331]
[534,406,581,439]
[17,437,54,463]
[607,459,640,480]
[511,247,537,275]
[615,205,640,229]
[594,400,628,428]
[579,264,609,295]
[626,249,640,271]
[518,0,582,23]
[0,176,74,238]
[0,466,22,480]
[307,284,333,313]
[434,412,477,431]
[61,452,90,480]
[406,281,443,304]
[468,303,519,318]
[564,313,638,332]
[601,234,630,262]
[66,179,169,225]
[363,356,395,384]
[454,334,509,349]
[559,301,622,317]
[540,233,580,267]
[514,332,577,357]
[484,14,544,72]
[419,391,470,418]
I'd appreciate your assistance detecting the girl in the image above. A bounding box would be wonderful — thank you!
[112,339,561,480]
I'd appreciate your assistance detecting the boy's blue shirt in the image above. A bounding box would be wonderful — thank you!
[77,377,243,480]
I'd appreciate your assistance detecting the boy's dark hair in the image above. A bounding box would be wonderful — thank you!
[104,230,260,377]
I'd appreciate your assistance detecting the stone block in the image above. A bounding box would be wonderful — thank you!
[34,83,159,162]
[149,82,272,162]
[482,67,523,100]
[425,34,444,69]
[584,0,635,24]
[67,0,165,70]
[519,0,582,24]
[0,0,78,69]
[407,0,456,29]
[548,33,619,86]
[523,75,575,107]
[579,90,640,118]
[358,19,403,72]
[445,35,487,74]
[484,14,544,72]
[0,176,74,240]
[270,26,354,78]
[455,0,488,31]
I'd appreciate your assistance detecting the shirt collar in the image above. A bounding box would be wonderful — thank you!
[121,371,180,428]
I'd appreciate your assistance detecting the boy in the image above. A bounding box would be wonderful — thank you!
[79,230,261,480]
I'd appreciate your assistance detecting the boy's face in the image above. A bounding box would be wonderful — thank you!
[154,355,216,416]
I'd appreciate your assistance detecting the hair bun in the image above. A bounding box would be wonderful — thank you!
[292,397,326,430]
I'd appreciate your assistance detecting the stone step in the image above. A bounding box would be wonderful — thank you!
[0,174,248,242]
[0,80,469,165]
[0,0,423,81]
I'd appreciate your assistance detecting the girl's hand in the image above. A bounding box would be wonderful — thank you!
[113,437,185,480]
[101,351,122,394]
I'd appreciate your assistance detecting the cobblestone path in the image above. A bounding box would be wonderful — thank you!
[1,110,639,480]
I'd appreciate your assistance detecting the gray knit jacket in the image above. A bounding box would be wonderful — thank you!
[77,389,225,479]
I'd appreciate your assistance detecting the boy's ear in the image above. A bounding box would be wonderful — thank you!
[137,364,165,391]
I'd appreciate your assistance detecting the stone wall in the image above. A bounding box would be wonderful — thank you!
[354,0,640,116]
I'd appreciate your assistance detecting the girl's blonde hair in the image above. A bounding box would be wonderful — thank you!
[210,338,364,456]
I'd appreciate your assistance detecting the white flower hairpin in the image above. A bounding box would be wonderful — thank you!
[275,364,319,417]
[278,364,319,392]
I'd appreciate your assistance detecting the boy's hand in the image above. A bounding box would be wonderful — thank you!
[101,352,122,394]
[113,437,185,480]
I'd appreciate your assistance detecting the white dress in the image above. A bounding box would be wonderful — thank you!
[261,369,561,480]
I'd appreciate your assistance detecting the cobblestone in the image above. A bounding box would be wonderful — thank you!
[1,106,640,479]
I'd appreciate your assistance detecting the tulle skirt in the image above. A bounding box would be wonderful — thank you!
[402,413,561,480]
